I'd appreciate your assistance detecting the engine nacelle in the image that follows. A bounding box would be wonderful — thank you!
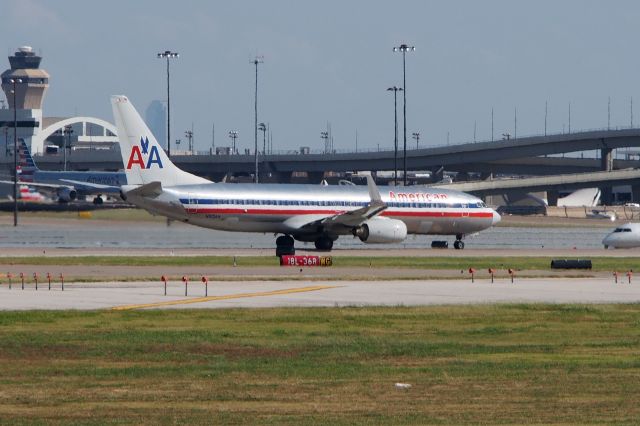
[353,217,407,244]
[57,187,77,202]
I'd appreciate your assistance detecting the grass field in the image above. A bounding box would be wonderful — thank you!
[0,255,635,272]
[0,305,639,424]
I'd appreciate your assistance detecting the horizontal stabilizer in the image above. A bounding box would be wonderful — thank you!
[124,181,163,198]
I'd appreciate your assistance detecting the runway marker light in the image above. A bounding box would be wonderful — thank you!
[33,272,38,291]
[182,276,188,296]
[468,268,476,283]
[627,270,632,284]
[508,268,515,284]
[59,273,64,291]
[46,272,51,290]
[161,275,167,296]
[613,271,619,284]
[20,272,24,290]
[488,268,496,283]
[201,276,208,297]
[7,273,12,289]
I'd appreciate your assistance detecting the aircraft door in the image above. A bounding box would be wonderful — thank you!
[461,202,470,217]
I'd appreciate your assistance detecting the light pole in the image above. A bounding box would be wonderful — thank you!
[393,43,415,186]
[10,78,22,227]
[387,86,402,185]
[185,130,193,152]
[320,131,329,153]
[258,123,266,154]
[63,125,73,171]
[2,124,7,157]
[228,131,238,154]
[157,50,179,157]
[412,132,420,149]
[252,56,264,183]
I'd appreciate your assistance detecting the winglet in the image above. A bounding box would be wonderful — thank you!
[366,175,382,203]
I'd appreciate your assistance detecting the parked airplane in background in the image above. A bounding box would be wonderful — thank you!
[1,139,126,204]
[17,185,47,202]
[112,95,500,253]
[602,223,640,248]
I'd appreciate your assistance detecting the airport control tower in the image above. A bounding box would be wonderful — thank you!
[0,46,49,156]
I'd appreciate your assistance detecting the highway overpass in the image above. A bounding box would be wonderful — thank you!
[3,128,638,180]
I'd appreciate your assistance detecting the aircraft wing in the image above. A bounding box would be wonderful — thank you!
[0,180,73,190]
[59,179,122,194]
[285,175,387,233]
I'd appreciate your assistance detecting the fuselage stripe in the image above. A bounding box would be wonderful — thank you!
[183,207,493,218]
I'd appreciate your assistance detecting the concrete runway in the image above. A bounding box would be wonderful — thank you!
[1,277,638,310]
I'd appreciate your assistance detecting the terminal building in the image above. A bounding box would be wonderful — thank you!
[0,46,118,159]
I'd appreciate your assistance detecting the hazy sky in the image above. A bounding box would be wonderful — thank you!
[3,0,640,153]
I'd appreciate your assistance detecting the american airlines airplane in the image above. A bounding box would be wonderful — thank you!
[112,95,500,254]
[0,139,126,204]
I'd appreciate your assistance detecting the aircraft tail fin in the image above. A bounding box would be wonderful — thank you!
[17,139,38,182]
[110,95,210,186]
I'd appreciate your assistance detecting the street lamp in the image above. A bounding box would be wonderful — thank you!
[252,56,264,183]
[10,78,22,227]
[184,130,193,152]
[228,131,238,154]
[393,43,415,186]
[412,132,420,149]
[157,50,179,157]
[63,125,73,171]
[320,131,329,154]
[387,86,402,185]
[258,123,266,154]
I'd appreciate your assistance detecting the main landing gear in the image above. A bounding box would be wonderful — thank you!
[453,234,465,250]
[93,195,104,205]
[276,234,295,257]
[314,236,333,251]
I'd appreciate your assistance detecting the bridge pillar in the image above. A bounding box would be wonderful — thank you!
[273,171,293,183]
[456,172,470,182]
[601,147,613,172]
[480,172,493,181]
[599,147,614,205]
[547,190,559,207]
[633,185,640,203]
[307,171,325,184]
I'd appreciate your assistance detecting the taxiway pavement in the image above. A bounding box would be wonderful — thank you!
[0,277,638,311]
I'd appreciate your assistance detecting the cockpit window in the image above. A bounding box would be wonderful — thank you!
[614,228,632,233]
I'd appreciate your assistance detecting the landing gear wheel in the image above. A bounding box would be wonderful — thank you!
[314,237,333,251]
[93,196,104,205]
[275,234,295,257]
[454,240,465,250]
[276,235,294,247]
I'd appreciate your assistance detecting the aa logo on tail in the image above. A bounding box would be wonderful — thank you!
[127,137,163,169]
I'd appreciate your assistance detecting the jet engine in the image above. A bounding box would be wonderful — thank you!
[353,217,407,243]
[57,187,77,202]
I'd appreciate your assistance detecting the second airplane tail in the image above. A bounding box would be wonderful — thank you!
[111,95,210,187]
[17,139,38,182]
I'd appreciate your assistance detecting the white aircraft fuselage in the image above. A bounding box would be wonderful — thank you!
[125,182,499,239]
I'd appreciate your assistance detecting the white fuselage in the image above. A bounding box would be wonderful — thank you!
[602,222,640,248]
[126,183,500,238]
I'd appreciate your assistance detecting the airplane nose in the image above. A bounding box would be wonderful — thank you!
[492,210,501,226]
